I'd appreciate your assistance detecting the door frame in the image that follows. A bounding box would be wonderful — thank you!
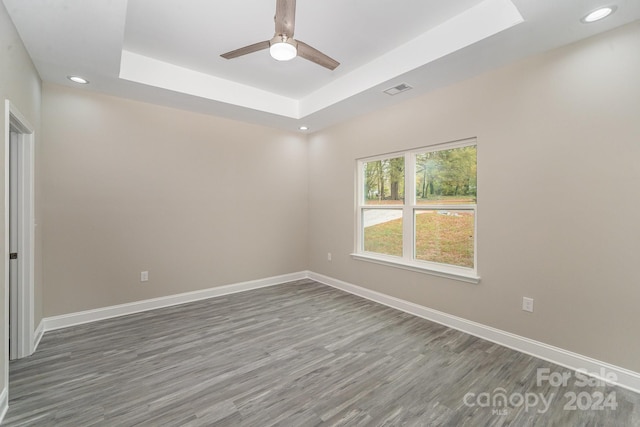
[4,100,35,361]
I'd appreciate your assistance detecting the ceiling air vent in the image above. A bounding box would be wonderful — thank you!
[384,83,413,96]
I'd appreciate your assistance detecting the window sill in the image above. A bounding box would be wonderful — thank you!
[350,253,480,284]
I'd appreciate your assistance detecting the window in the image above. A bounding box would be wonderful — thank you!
[353,139,479,283]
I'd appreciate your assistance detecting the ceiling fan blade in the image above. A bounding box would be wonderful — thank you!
[297,41,340,70]
[275,0,296,37]
[221,41,270,59]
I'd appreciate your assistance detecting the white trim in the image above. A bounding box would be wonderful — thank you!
[355,137,477,163]
[0,387,7,425]
[3,102,9,399]
[43,271,307,331]
[34,270,640,394]
[33,319,44,353]
[307,271,640,394]
[8,128,17,360]
[15,130,35,357]
[350,253,480,284]
[4,100,36,360]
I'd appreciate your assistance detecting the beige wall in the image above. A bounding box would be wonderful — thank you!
[0,1,42,401]
[41,84,308,316]
[308,22,640,372]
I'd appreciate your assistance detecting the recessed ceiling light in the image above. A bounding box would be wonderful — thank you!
[299,126,309,131]
[582,6,616,23]
[67,75,89,84]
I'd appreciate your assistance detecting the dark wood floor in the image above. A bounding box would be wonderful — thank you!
[4,279,640,426]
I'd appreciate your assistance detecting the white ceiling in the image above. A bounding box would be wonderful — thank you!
[125,0,488,99]
[3,0,640,133]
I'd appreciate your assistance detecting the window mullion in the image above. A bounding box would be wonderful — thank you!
[402,153,415,260]
[356,161,364,252]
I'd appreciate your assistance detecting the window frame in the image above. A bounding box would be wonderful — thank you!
[352,138,480,284]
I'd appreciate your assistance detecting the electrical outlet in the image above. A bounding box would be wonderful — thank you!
[141,271,149,282]
[522,297,534,313]
[327,252,332,261]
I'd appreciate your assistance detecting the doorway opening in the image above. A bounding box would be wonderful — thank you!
[5,100,35,361]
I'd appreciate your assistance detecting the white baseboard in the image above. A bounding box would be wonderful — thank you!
[33,319,44,353]
[308,271,640,394]
[37,269,640,394]
[43,271,308,332]
[0,387,8,425]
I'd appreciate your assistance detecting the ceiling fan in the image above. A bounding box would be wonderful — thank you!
[220,0,340,70]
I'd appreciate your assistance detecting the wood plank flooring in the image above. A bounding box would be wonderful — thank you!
[4,279,640,426]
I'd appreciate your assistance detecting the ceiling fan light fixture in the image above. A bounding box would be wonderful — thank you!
[220,0,339,70]
[270,40,297,61]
